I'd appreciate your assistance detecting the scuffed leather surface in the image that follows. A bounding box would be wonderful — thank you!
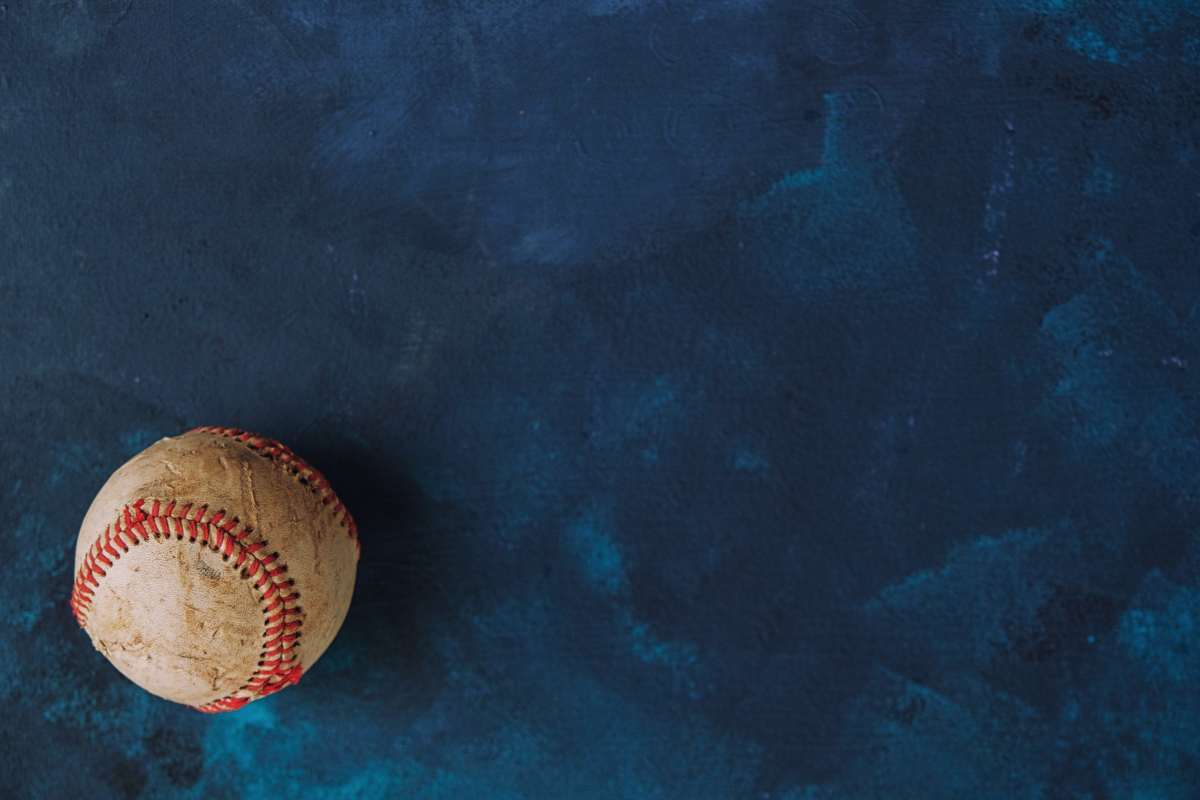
[76,431,357,707]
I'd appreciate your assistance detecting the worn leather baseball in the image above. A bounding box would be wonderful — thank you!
[70,427,359,712]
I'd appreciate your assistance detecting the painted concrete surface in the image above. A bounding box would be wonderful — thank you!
[2,1,1199,797]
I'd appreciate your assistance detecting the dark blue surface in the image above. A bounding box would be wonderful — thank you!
[3,1,1200,797]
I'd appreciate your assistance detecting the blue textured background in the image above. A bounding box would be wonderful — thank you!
[2,1,1200,797]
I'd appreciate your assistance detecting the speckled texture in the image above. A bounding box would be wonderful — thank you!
[1,1,1198,797]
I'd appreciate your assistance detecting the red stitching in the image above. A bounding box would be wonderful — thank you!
[190,426,359,554]
[71,429,354,713]
[70,499,305,714]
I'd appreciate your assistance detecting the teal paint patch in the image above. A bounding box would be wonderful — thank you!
[1038,248,1198,489]
[1057,1,1199,65]
[623,609,702,697]
[823,669,1050,797]
[623,376,679,436]
[196,691,533,799]
[733,447,768,473]
[1118,572,1199,684]
[330,596,747,798]
[1084,163,1117,195]
[566,508,626,594]
[561,509,705,694]
[1067,28,1123,64]
[765,166,828,193]
[866,529,1068,670]
[6,512,66,631]
[744,93,845,212]
[42,677,162,740]
[1041,294,1127,446]
[740,92,924,300]
[47,440,104,488]
[873,529,1049,605]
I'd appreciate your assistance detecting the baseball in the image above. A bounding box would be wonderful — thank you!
[70,427,359,712]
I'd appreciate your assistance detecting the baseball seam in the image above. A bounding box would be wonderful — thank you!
[70,427,357,713]
[191,426,359,555]
[70,498,304,712]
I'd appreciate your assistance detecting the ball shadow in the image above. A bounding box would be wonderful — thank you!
[298,442,461,688]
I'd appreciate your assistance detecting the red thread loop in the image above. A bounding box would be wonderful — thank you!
[190,426,359,553]
[70,496,307,715]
